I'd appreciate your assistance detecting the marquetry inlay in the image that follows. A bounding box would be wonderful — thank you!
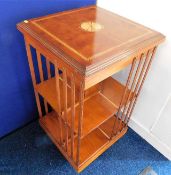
[80,21,103,32]
[24,20,29,23]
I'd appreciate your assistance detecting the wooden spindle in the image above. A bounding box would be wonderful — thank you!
[110,58,136,138]
[46,59,51,79]
[126,47,157,125]
[25,40,42,117]
[123,54,144,123]
[117,54,144,130]
[70,73,75,159]
[36,50,48,114]
[124,50,151,124]
[76,82,84,165]
[63,68,68,152]
[55,60,63,145]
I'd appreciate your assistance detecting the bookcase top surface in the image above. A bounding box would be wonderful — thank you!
[17,5,165,76]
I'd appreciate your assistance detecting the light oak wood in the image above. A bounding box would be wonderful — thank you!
[25,41,42,117]
[99,116,125,137]
[35,77,78,113]
[35,76,131,138]
[69,92,118,138]
[55,61,63,144]
[62,68,69,152]
[70,73,75,159]
[112,58,136,135]
[17,6,165,77]
[101,77,134,108]
[17,5,165,173]
[36,50,48,113]
[39,111,127,172]
[122,54,144,124]
[126,47,157,125]
[46,59,51,79]
[76,81,84,165]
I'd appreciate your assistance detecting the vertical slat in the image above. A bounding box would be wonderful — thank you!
[76,81,84,165]
[46,59,51,79]
[117,54,144,129]
[55,60,63,144]
[36,50,48,114]
[63,68,68,152]
[25,40,42,117]
[110,58,136,138]
[36,51,44,81]
[125,50,151,124]
[70,73,75,159]
[126,47,157,125]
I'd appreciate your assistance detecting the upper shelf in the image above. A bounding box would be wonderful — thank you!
[17,6,165,76]
[67,92,117,138]
[35,77,79,113]
[101,77,134,108]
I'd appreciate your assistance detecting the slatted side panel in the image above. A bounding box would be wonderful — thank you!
[54,62,85,165]
[125,47,157,125]
[25,38,157,169]
[25,41,54,117]
[25,40,43,117]
[36,50,49,114]
[25,39,85,166]
[111,46,157,137]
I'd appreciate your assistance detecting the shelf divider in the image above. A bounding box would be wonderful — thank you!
[35,76,133,138]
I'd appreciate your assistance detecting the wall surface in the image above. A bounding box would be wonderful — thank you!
[0,0,96,138]
[97,0,171,160]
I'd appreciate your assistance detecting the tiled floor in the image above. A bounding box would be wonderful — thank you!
[0,121,170,175]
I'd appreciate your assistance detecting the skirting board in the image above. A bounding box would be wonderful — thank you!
[129,117,171,160]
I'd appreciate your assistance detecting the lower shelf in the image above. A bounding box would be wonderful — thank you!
[40,111,72,143]
[39,111,127,172]
[99,115,126,137]
[67,92,118,138]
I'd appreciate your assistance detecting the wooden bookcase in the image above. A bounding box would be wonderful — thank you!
[17,5,165,173]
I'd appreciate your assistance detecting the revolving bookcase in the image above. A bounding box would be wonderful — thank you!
[17,6,165,173]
